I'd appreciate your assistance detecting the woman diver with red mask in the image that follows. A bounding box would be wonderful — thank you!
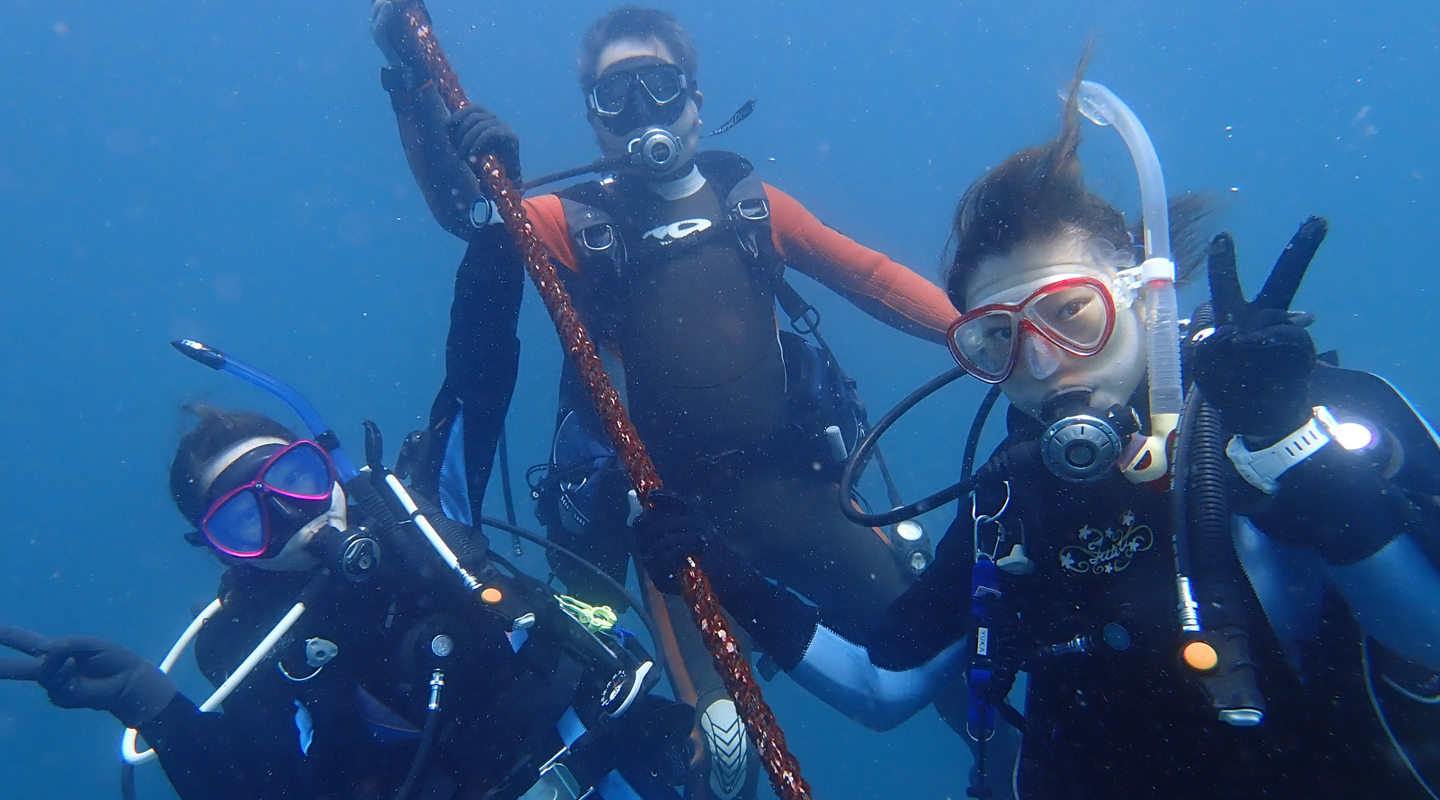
[636,56,1440,800]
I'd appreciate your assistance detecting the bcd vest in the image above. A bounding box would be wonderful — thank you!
[553,151,791,470]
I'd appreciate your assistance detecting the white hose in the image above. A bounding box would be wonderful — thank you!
[385,473,481,591]
[122,599,308,765]
[1077,81,1183,479]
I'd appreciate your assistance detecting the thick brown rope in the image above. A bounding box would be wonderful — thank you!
[396,3,811,798]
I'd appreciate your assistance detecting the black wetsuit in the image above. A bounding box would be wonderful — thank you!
[413,225,525,522]
[136,530,686,800]
[536,155,914,631]
[705,365,1440,799]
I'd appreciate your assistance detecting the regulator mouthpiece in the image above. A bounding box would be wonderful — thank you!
[1039,392,1139,482]
[309,525,381,582]
[628,127,684,173]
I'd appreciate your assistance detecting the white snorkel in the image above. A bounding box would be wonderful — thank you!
[1076,81,1182,483]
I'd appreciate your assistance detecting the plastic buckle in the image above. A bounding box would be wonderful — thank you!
[520,751,588,800]
[791,305,821,336]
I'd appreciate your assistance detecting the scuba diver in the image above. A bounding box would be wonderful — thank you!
[0,396,692,799]
[636,57,1440,800]
[369,5,960,798]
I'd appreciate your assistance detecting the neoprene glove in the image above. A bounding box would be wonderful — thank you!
[370,1,425,71]
[370,1,432,92]
[633,493,731,595]
[1249,439,1417,565]
[448,105,522,185]
[634,493,821,671]
[1189,217,1328,443]
[0,627,177,728]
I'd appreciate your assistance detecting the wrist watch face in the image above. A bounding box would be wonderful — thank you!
[470,197,493,228]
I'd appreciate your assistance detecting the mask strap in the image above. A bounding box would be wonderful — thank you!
[200,437,289,494]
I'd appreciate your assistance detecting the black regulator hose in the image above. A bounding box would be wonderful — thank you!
[1172,303,1266,722]
[963,385,1004,483]
[393,673,444,800]
[1181,303,1252,629]
[840,367,975,527]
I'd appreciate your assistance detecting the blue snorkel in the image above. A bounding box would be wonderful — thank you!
[172,337,492,592]
[171,339,360,483]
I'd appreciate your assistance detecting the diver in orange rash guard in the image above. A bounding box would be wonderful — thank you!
[370,6,960,798]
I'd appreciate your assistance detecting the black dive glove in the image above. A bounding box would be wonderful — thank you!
[1188,217,1328,442]
[633,493,755,597]
[634,494,820,670]
[0,627,177,728]
[1191,218,1417,565]
[448,104,522,184]
[370,1,432,93]
[1249,438,1418,565]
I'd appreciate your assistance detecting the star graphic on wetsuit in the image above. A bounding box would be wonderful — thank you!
[1121,510,1135,526]
[1078,524,1096,541]
[1061,552,1077,570]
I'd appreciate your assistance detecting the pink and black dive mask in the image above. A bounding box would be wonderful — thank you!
[196,440,338,559]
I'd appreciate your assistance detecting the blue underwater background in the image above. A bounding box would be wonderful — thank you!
[2,0,1438,796]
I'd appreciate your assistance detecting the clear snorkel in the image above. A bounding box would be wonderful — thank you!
[1075,81,1183,483]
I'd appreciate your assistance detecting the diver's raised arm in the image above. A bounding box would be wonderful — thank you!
[763,184,959,344]
[1192,219,1440,670]
[372,1,519,240]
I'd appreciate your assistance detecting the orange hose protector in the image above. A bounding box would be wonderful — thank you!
[397,3,812,798]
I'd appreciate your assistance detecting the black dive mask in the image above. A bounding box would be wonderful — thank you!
[1039,391,1141,482]
[588,57,690,137]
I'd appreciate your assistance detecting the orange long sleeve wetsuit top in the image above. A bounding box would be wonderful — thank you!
[520,184,959,343]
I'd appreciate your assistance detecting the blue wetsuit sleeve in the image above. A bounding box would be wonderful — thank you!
[703,517,971,730]
[1246,369,1440,669]
[423,229,525,525]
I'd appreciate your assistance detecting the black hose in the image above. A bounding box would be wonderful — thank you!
[521,157,622,192]
[839,367,973,527]
[120,762,136,800]
[393,700,442,800]
[1170,303,1266,720]
[497,431,522,556]
[1187,399,1245,625]
[963,386,1004,482]
[477,516,663,652]
[1181,303,1250,629]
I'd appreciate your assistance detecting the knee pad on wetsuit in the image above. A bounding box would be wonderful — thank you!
[696,689,753,800]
